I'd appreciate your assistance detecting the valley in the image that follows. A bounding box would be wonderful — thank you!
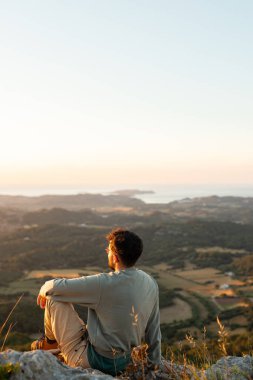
[0,192,253,355]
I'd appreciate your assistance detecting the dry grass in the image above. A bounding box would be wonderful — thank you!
[0,297,24,378]
[217,316,228,356]
[0,294,24,353]
[124,318,233,379]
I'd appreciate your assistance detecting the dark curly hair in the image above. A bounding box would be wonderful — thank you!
[106,228,143,267]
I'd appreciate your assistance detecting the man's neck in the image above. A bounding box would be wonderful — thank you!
[115,263,130,272]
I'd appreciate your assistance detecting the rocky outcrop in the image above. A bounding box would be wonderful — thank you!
[204,356,253,380]
[0,350,112,380]
[1,350,253,380]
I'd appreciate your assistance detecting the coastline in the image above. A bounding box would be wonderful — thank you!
[0,184,253,204]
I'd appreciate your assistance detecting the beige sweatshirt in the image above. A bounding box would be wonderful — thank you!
[40,268,161,365]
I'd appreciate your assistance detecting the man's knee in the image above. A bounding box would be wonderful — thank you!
[46,298,68,312]
[46,297,58,310]
[46,298,75,316]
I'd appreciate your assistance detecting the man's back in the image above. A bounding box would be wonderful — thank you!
[44,267,161,364]
[88,268,160,361]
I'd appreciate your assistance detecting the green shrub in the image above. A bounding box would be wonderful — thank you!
[0,363,20,379]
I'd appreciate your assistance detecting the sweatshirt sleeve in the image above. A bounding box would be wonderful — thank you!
[144,287,161,366]
[39,274,101,309]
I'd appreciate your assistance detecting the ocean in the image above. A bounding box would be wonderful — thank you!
[133,184,253,204]
[0,184,253,204]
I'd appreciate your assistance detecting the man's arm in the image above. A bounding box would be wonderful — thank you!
[38,274,101,309]
[144,290,161,367]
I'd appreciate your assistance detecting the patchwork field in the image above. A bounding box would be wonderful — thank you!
[20,265,253,311]
[0,264,252,329]
[143,265,199,290]
[26,267,101,279]
[0,278,40,296]
[213,297,249,309]
[174,267,245,287]
[160,298,192,323]
[146,264,251,298]
[0,267,102,296]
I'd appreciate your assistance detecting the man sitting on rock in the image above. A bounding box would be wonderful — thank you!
[31,228,161,375]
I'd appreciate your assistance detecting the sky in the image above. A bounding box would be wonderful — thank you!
[1,0,253,192]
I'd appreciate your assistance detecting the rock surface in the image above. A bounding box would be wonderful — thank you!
[0,350,113,380]
[204,355,253,380]
[1,350,253,380]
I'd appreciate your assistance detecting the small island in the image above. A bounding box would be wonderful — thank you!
[111,189,155,197]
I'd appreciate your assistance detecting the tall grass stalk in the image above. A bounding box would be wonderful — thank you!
[0,296,23,379]
[217,316,228,357]
[0,294,23,350]
[1,322,16,352]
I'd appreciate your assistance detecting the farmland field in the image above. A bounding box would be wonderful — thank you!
[0,267,102,296]
[26,267,101,279]
[160,298,192,323]
[0,263,252,341]
[2,265,248,315]
[213,297,248,309]
[174,267,245,287]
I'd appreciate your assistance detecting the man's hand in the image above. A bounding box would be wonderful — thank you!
[37,294,47,309]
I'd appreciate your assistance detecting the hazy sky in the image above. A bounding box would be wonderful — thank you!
[1,0,253,190]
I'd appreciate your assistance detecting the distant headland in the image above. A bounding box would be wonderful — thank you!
[110,189,155,197]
